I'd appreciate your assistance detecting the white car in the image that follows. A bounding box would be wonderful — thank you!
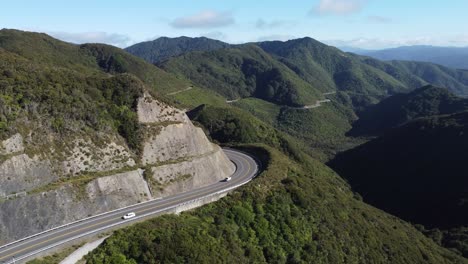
[122,212,136,220]
[224,177,232,182]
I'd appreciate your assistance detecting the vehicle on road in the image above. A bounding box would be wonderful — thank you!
[122,212,136,220]
[0,149,259,263]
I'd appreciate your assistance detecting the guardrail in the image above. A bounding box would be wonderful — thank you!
[1,150,260,264]
[0,149,256,252]
[1,174,256,264]
[0,193,162,252]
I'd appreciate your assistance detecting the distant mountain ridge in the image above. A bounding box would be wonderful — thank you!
[128,36,468,104]
[3,29,467,263]
[129,35,468,158]
[159,43,322,107]
[356,45,468,70]
[125,36,230,64]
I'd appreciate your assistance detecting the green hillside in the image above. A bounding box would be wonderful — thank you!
[161,44,321,107]
[2,30,466,263]
[153,37,468,159]
[85,142,465,263]
[258,38,468,109]
[0,29,190,153]
[330,111,468,256]
[0,29,190,95]
[379,60,468,96]
[125,36,230,64]
[350,85,468,136]
[257,38,413,110]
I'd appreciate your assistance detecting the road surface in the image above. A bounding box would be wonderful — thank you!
[166,86,193,96]
[0,149,259,264]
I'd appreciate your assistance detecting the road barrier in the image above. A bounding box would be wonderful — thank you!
[1,150,259,264]
[1,175,256,264]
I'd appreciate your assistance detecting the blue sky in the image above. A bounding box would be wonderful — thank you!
[2,0,468,49]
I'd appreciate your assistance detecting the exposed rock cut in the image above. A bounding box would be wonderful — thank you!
[0,94,235,244]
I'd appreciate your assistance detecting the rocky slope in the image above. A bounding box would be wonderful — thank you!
[0,93,234,244]
[0,30,235,244]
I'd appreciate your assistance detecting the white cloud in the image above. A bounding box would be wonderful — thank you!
[170,10,234,28]
[324,36,468,50]
[49,31,131,47]
[257,34,296,42]
[255,19,294,29]
[312,0,367,15]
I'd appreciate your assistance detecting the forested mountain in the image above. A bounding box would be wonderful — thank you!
[86,107,466,264]
[257,38,468,103]
[131,37,468,102]
[0,29,190,95]
[383,60,468,96]
[0,29,187,143]
[330,91,468,257]
[160,44,321,106]
[143,36,468,158]
[147,36,468,112]
[257,38,419,104]
[123,35,468,260]
[350,85,468,136]
[0,28,241,250]
[125,36,229,64]
[358,45,468,70]
[330,111,468,228]
[2,30,465,263]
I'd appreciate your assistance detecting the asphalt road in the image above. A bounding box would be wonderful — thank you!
[0,148,259,264]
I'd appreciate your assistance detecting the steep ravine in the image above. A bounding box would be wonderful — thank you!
[0,94,235,244]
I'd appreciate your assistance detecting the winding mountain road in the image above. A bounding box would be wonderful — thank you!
[0,149,259,264]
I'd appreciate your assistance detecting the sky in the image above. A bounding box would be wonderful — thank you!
[1,0,468,49]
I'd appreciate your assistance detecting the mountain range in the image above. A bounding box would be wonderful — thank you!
[125,36,230,64]
[1,29,468,262]
[126,35,468,158]
[128,37,468,104]
[329,109,468,259]
[349,85,468,136]
[125,35,468,259]
[353,45,468,70]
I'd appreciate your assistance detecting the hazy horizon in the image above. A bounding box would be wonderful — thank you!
[2,0,468,49]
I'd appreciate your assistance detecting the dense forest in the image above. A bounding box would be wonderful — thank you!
[85,146,464,264]
[349,85,468,136]
[1,30,465,263]
[331,110,468,227]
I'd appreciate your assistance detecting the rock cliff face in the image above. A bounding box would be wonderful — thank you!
[137,93,235,197]
[149,148,234,197]
[0,94,235,244]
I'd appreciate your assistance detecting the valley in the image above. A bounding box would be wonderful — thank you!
[0,27,467,263]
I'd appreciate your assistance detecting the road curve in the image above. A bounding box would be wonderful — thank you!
[0,149,259,264]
